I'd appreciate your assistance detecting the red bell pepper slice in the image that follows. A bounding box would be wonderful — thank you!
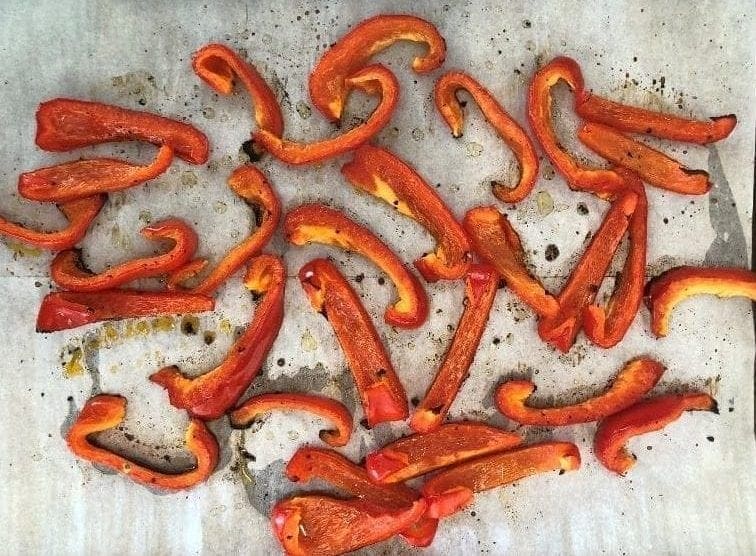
[150,255,284,420]
[435,71,539,203]
[35,98,209,164]
[645,266,756,337]
[309,14,446,123]
[410,264,499,433]
[365,422,521,484]
[66,394,219,490]
[496,358,665,426]
[342,144,471,282]
[594,392,718,475]
[285,203,428,329]
[299,258,408,427]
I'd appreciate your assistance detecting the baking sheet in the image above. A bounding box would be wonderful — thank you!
[0,0,754,554]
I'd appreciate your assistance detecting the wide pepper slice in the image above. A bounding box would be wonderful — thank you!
[299,258,408,426]
[66,394,218,490]
[342,144,471,282]
[285,203,428,329]
[435,71,539,203]
[496,358,665,426]
[309,14,446,123]
[594,392,717,475]
[410,265,499,433]
[150,255,284,420]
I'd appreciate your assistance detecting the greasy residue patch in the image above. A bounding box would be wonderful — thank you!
[62,347,85,378]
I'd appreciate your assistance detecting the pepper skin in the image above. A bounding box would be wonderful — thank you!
[434,71,539,203]
[50,218,198,292]
[496,358,665,426]
[365,422,521,484]
[192,43,284,136]
[594,393,717,475]
[150,255,284,420]
[309,14,446,123]
[36,98,209,164]
[66,394,218,490]
[285,203,428,329]
[410,265,499,433]
[299,258,408,426]
[645,266,756,337]
[254,64,398,165]
[342,144,471,282]
[36,290,214,332]
[0,195,104,251]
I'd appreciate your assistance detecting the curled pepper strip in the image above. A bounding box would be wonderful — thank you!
[285,203,428,329]
[410,265,499,433]
[254,64,399,165]
[365,422,521,484]
[496,358,666,426]
[36,98,209,164]
[150,255,284,420]
[342,144,471,282]
[645,266,756,338]
[50,218,198,292]
[66,394,219,490]
[594,393,717,475]
[434,71,539,203]
[299,258,408,427]
[309,13,446,122]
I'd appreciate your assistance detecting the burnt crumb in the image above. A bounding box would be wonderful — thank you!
[359,418,370,429]
[277,358,286,367]
[493,337,501,345]
[203,331,216,345]
[576,203,589,215]
[181,316,199,335]
[377,277,385,285]
[663,217,669,224]
[241,139,263,162]
[354,273,364,283]
[470,511,476,517]
[706,436,715,442]
[459,100,467,108]
[34,281,42,287]
[545,244,560,261]
[646,446,652,450]
[67,396,74,402]
[522,19,532,28]
[411,396,420,407]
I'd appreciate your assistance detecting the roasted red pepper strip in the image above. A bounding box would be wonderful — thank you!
[254,64,398,165]
[463,206,558,317]
[50,218,197,292]
[150,255,284,420]
[421,441,581,518]
[66,394,219,490]
[594,393,717,475]
[645,266,756,338]
[18,145,173,202]
[0,195,104,251]
[192,43,284,136]
[272,495,427,556]
[285,203,428,329]
[36,98,209,164]
[299,258,408,426]
[342,144,471,282]
[309,14,446,123]
[496,358,665,426]
[578,122,711,195]
[410,265,499,433]
[365,423,521,484]
[435,71,539,203]
[36,289,214,332]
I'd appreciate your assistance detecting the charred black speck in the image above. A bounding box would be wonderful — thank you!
[377,277,385,285]
[181,315,199,335]
[203,331,216,345]
[354,273,364,283]
[277,358,285,367]
[545,244,560,261]
[241,139,263,162]
[577,203,589,215]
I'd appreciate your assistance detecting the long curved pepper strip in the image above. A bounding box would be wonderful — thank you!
[411,265,499,433]
[645,266,756,338]
[18,145,173,202]
[36,290,214,332]
[309,14,446,123]
[299,258,408,426]
[496,358,665,426]
[342,144,471,282]
[66,394,219,490]
[434,71,539,203]
[254,64,399,165]
[285,203,428,328]
[463,206,558,318]
[50,218,198,292]
[578,122,711,195]
[365,422,521,484]
[0,195,104,250]
[150,255,284,420]
[594,393,717,475]
[36,98,209,164]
